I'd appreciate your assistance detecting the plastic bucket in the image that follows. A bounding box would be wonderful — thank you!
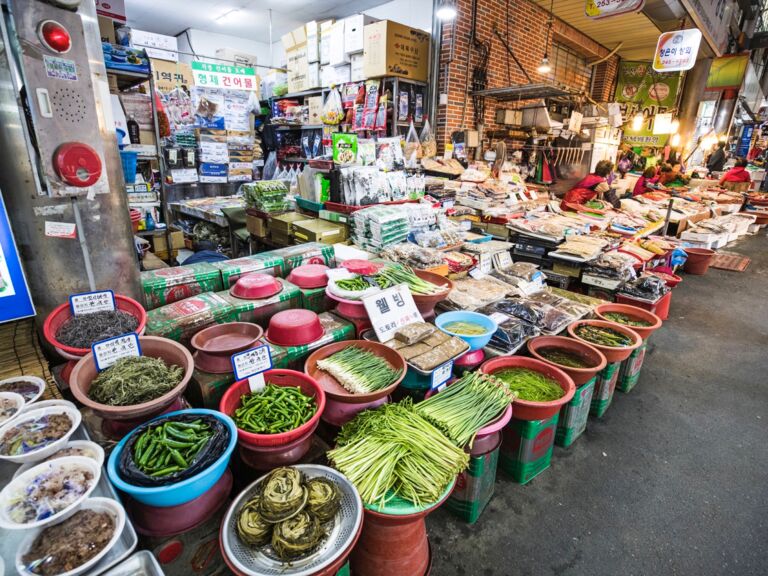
[683,248,715,275]
[120,150,138,184]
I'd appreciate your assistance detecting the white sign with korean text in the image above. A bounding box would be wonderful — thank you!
[191,62,258,91]
[585,0,645,19]
[70,290,116,315]
[131,30,178,62]
[362,284,423,343]
[93,333,141,372]
[232,345,273,391]
[652,29,702,73]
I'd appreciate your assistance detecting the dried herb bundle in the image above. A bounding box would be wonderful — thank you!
[56,310,139,349]
[88,356,183,406]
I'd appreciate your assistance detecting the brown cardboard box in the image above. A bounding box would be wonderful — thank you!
[307,96,323,124]
[363,21,430,81]
[151,230,185,254]
[98,16,116,44]
[270,229,293,246]
[292,219,348,244]
[247,214,268,237]
[151,59,193,93]
[270,212,313,235]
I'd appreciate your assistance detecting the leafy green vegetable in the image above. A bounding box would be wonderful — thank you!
[575,324,634,347]
[603,312,652,327]
[493,368,565,401]
[537,347,592,368]
[89,356,183,406]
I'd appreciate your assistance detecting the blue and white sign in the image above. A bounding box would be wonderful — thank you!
[70,290,116,316]
[232,345,273,391]
[0,193,35,323]
[431,360,454,390]
[93,333,142,371]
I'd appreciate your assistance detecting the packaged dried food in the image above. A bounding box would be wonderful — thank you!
[394,322,435,345]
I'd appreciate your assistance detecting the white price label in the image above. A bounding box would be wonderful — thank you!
[430,361,454,389]
[69,290,116,316]
[93,333,141,372]
[248,374,266,393]
[479,254,493,274]
[469,268,487,280]
[232,345,273,382]
[44,221,77,239]
[493,251,513,271]
[488,312,508,325]
[362,284,423,343]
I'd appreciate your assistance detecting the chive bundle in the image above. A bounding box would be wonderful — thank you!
[575,324,634,347]
[373,264,444,295]
[328,400,469,508]
[493,368,565,402]
[317,347,402,394]
[414,373,516,447]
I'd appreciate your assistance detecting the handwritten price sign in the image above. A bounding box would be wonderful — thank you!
[93,333,141,371]
[70,290,116,316]
[231,345,273,391]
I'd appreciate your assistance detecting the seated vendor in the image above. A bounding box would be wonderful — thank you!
[632,166,667,196]
[560,160,621,210]
[657,162,689,187]
[719,157,752,185]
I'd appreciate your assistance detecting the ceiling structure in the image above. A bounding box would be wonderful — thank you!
[532,0,662,61]
[124,0,388,43]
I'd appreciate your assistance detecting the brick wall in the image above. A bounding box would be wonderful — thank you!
[435,0,620,149]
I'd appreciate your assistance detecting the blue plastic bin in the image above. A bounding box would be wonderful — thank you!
[120,150,138,184]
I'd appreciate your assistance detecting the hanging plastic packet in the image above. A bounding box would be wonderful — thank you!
[420,119,437,158]
[374,102,387,133]
[415,93,424,123]
[398,91,409,121]
[358,139,376,166]
[354,105,365,132]
[321,86,344,125]
[404,121,422,168]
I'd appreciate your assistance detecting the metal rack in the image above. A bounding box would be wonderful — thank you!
[383,77,429,137]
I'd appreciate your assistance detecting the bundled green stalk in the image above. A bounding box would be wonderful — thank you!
[575,324,633,347]
[328,400,469,508]
[602,312,652,327]
[414,372,515,447]
[494,368,565,402]
[317,347,402,394]
[373,264,444,295]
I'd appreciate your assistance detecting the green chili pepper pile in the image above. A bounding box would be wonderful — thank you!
[493,368,565,402]
[414,372,515,447]
[234,385,316,434]
[316,346,401,394]
[602,312,653,327]
[132,419,213,477]
[575,324,634,347]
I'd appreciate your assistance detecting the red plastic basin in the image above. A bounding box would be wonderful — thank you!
[219,369,325,448]
[480,356,575,421]
[266,309,323,346]
[567,320,642,364]
[230,273,282,300]
[287,264,330,288]
[43,294,147,359]
[594,303,662,341]
[527,335,606,386]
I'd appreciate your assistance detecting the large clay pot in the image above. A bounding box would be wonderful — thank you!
[412,270,453,317]
[683,248,715,275]
[527,336,607,386]
[593,304,662,341]
[566,320,642,364]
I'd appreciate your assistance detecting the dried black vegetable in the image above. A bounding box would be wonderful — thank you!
[56,310,139,349]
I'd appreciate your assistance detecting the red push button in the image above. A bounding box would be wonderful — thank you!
[38,20,71,54]
[53,142,102,187]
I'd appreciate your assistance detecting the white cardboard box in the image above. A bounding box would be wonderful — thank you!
[307,35,319,63]
[350,53,365,82]
[328,21,349,66]
[344,14,376,54]
[320,20,334,65]
[308,63,321,88]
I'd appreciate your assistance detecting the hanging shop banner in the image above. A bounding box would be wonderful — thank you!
[0,192,34,323]
[585,0,645,19]
[132,30,178,62]
[191,62,258,90]
[614,61,682,147]
[706,54,749,90]
[652,29,702,73]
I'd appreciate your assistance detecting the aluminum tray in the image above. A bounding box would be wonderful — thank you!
[102,551,164,576]
[0,425,137,576]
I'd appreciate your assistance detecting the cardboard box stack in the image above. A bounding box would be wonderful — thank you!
[363,20,430,81]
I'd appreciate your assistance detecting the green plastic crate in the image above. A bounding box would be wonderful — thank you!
[590,361,621,418]
[555,376,596,448]
[499,414,559,484]
[336,561,350,576]
[444,447,499,524]
[617,341,648,393]
[296,196,325,212]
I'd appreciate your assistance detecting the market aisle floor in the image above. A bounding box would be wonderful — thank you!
[428,233,768,576]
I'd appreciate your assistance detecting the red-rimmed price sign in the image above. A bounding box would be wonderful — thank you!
[362,284,423,343]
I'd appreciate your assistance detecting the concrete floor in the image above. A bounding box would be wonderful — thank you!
[428,232,768,576]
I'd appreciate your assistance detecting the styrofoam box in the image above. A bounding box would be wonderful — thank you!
[344,14,376,54]
[328,21,348,66]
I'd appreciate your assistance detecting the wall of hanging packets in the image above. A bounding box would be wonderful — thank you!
[161,85,263,185]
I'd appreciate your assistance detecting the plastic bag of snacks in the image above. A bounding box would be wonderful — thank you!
[419,119,437,159]
[404,121,422,167]
[321,87,344,125]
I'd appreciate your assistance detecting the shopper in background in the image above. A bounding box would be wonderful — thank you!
[560,160,621,210]
[707,141,727,174]
[617,145,634,177]
[632,166,667,196]
[719,157,752,185]
[658,162,689,187]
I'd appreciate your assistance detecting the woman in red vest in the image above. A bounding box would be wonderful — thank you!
[719,157,752,185]
[560,160,619,210]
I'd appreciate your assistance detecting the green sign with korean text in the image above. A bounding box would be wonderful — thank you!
[614,61,681,147]
[191,61,258,90]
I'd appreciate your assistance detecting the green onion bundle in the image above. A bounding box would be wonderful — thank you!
[373,264,444,295]
[494,368,565,402]
[414,372,515,447]
[316,347,402,394]
[328,400,469,508]
[602,312,652,327]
